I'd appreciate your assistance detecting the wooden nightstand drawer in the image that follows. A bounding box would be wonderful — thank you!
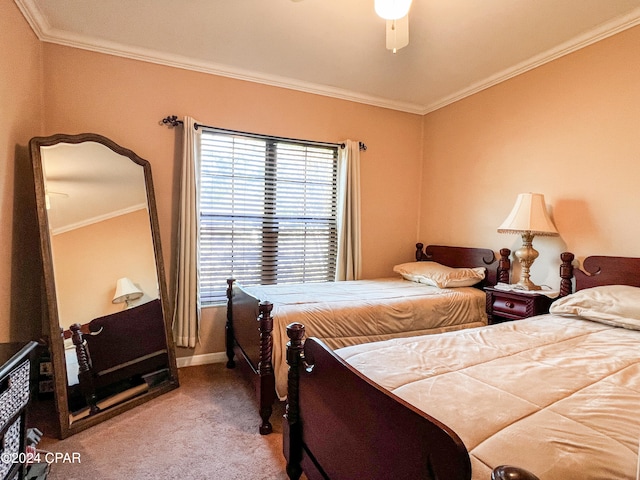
[492,296,530,317]
[485,287,554,324]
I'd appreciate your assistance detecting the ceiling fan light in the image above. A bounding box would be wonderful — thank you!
[386,16,409,53]
[375,0,412,20]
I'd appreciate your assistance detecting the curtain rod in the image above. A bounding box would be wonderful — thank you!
[161,115,366,151]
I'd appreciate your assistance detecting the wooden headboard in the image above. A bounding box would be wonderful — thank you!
[559,252,640,296]
[576,255,640,290]
[70,298,169,415]
[415,243,510,288]
[84,298,167,373]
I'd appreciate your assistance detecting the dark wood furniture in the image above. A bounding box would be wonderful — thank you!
[485,287,554,324]
[226,243,511,434]
[30,133,179,439]
[68,299,171,417]
[283,252,640,480]
[0,342,37,480]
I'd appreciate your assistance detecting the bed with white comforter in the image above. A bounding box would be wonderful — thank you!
[244,277,487,398]
[337,301,640,479]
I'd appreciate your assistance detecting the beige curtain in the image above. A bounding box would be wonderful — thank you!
[173,116,201,348]
[335,140,362,281]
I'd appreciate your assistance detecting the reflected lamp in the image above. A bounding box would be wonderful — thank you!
[112,277,143,308]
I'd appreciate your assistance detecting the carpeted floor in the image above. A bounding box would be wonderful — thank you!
[32,364,295,480]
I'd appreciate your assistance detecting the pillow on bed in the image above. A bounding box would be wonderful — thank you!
[393,261,485,288]
[549,285,640,329]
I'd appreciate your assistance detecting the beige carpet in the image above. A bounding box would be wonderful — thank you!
[34,364,294,480]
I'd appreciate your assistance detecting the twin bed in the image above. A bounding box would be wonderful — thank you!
[284,253,640,479]
[225,243,511,434]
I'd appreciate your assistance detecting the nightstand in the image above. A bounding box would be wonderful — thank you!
[485,287,554,324]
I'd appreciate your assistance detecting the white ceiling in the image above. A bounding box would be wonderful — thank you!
[41,141,147,234]
[16,0,640,114]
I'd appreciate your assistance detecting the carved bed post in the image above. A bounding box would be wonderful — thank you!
[225,279,236,369]
[284,322,305,480]
[257,301,275,435]
[70,323,99,415]
[492,465,540,480]
[559,252,575,298]
[415,242,425,261]
[498,248,511,284]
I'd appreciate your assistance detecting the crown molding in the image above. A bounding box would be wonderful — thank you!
[15,0,640,116]
[422,6,640,114]
[14,0,424,114]
[14,0,50,34]
[51,203,147,236]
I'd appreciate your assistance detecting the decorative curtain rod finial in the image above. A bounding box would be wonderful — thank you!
[340,141,367,152]
[161,115,183,127]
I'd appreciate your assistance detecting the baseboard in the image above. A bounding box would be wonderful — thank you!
[176,352,227,368]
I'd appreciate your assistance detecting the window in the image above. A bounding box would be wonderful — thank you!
[199,128,339,305]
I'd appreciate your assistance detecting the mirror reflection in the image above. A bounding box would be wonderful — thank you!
[43,141,158,328]
[31,134,178,438]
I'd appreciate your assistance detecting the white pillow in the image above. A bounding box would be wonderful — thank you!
[549,285,640,330]
[393,261,485,288]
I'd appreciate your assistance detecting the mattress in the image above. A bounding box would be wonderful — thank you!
[243,277,487,399]
[337,314,640,479]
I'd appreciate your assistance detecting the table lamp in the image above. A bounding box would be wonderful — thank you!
[497,193,558,290]
[112,277,143,308]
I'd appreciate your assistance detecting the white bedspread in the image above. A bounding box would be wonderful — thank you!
[65,341,79,386]
[243,277,486,399]
[337,314,640,480]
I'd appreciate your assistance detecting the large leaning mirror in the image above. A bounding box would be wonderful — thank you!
[30,133,179,438]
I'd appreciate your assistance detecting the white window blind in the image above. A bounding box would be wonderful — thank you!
[199,129,339,304]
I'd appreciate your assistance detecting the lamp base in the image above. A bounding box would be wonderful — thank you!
[514,232,541,291]
[514,279,542,291]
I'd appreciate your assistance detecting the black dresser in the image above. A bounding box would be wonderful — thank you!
[0,342,37,480]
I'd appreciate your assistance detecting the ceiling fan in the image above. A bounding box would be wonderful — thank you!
[291,0,413,53]
[377,1,411,54]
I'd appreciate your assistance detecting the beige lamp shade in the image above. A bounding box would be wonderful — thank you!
[497,193,558,236]
[112,277,143,306]
[497,193,558,291]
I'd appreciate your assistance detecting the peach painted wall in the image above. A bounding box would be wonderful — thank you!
[40,44,423,357]
[9,9,638,356]
[420,25,640,290]
[50,209,158,331]
[0,2,44,343]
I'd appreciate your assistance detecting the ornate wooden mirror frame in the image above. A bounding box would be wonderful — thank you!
[30,133,179,438]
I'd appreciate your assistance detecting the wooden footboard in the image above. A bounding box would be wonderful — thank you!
[226,278,276,435]
[225,243,511,435]
[284,323,471,480]
[226,243,513,436]
[284,323,540,480]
